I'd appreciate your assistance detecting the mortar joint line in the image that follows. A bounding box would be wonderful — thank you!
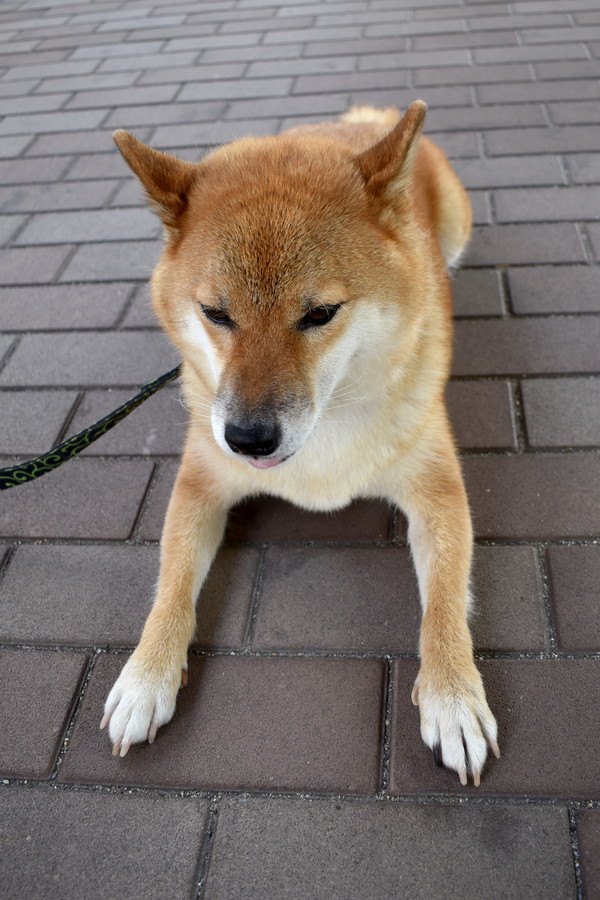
[50,649,99,782]
[193,797,221,900]
[568,807,584,900]
[535,546,559,657]
[241,545,268,652]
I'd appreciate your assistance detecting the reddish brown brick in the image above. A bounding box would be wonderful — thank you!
[390,659,600,798]
[60,653,384,792]
[0,649,87,778]
[447,381,516,449]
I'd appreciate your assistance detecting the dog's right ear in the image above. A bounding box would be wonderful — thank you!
[113,130,197,235]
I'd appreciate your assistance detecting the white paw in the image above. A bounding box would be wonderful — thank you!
[100,655,185,757]
[412,666,500,786]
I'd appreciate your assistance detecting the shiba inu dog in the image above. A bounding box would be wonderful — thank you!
[101,102,500,786]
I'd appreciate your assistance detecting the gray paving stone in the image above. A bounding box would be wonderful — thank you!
[66,386,186,455]
[246,55,358,77]
[0,92,71,116]
[0,135,33,159]
[451,269,504,316]
[413,30,518,50]
[0,213,25,245]
[104,100,224,129]
[567,153,600,184]
[578,810,600,899]
[522,378,600,447]
[65,84,178,109]
[474,43,587,63]
[60,240,161,281]
[465,224,585,265]
[0,390,76,454]
[0,331,178,387]
[0,245,72,285]
[427,104,546,132]
[137,61,247,85]
[253,545,545,653]
[225,92,348,120]
[0,649,87,778]
[16,209,160,245]
[454,318,600,376]
[535,59,600,79]
[0,109,107,137]
[486,125,600,156]
[60,654,384,793]
[495,186,600,222]
[547,545,600,651]
[463,453,600,539]
[34,71,139,93]
[414,62,531,86]
[70,40,164,59]
[27,127,152,157]
[586,224,600,260]
[453,155,564,188]
[0,544,258,649]
[0,458,153,540]
[508,265,600,314]
[0,283,132,329]
[0,180,118,213]
[479,79,600,104]
[178,77,293,101]
[391,659,600,798]
[357,48,470,70]
[0,155,70,185]
[207,798,574,900]
[447,380,516,449]
[0,786,208,900]
[96,50,198,73]
[120,284,159,327]
[152,118,280,148]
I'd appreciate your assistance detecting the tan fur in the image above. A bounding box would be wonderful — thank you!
[103,104,498,784]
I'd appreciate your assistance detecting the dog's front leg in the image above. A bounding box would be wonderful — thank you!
[393,430,499,785]
[101,452,229,756]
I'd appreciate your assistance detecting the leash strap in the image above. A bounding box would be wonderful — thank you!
[0,365,181,491]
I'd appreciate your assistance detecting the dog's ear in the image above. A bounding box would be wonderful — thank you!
[113,130,197,234]
[355,100,426,204]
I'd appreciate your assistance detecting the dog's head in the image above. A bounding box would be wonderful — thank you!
[115,102,428,468]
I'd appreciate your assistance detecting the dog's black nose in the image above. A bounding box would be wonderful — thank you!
[224,420,281,456]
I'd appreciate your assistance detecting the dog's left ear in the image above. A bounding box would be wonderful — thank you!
[355,100,426,205]
[113,130,198,235]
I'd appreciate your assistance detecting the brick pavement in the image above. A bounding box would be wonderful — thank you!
[0,0,599,896]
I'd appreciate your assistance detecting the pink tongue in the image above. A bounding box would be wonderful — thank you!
[247,457,283,470]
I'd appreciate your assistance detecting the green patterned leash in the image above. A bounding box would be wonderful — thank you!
[0,365,181,491]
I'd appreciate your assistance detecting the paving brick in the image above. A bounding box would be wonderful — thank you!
[246,55,357,77]
[578,810,600,899]
[179,76,292,102]
[495,185,600,222]
[27,127,153,158]
[547,545,600,651]
[104,100,224,129]
[524,24,600,43]
[0,331,178,387]
[0,51,70,69]
[152,118,280,150]
[567,153,600,184]
[551,100,600,125]
[225,92,348,120]
[0,179,118,213]
[427,104,546,132]
[0,786,208,900]
[60,653,384,792]
[121,283,159,327]
[451,269,504,316]
[486,125,600,155]
[0,213,25,245]
[426,131,480,158]
[412,30,518,50]
[60,240,161,281]
[588,224,600,259]
[16,208,160,245]
[65,153,136,180]
[0,544,258,649]
[453,155,564,188]
[0,135,33,159]
[414,63,531,86]
[0,458,153,540]
[455,317,600,376]
[391,659,600,798]
[253,545,545,653]
[0,283,132,330]
[33,71,139,93]
[535,59,600,79]
[207,798,574,900]
[0,390,76,454]
[479,79,600,104]
[0,649,87,778]
[0,245,72,285]
[508,265,600,314]
[463,453,600,539]
[0,155,70,185]
[523,377,600,447]
[414,3,509,18]
[447,381,516,449]
[0,109,108,137]
[474,43,588,63]
[70,40,164,60]
[137,61,247,85]
[467,190,490,225]
[67,386,186,455]
[357,48,470,70]
[201,43,303,64]
[65,84,178,110]
[96,50,197,73]
[167,33,262,52]
[0,92,71,116]
[465,224,585,265]
[221,13,314,32]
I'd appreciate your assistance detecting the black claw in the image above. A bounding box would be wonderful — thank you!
[433,742,443,768]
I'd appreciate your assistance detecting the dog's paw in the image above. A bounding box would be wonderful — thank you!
[100,654,186,757]
[411,664,499,786]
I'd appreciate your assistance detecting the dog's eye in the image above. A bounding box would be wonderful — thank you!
[298,304,340,331]
[201,305,235,329]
